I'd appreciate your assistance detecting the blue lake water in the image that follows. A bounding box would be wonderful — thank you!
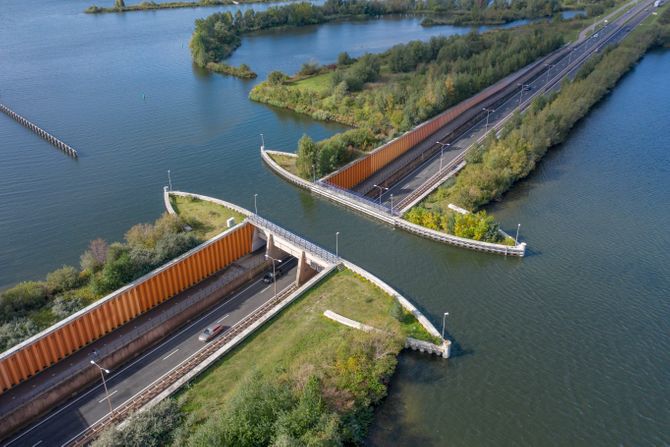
[1,0,668,444]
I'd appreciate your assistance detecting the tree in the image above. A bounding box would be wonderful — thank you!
[268,70,287,85]
[80,238,109,272]
[296,134,319,179]
[46,266,80,294]
[114,0,125,8]
[337,51,354,66]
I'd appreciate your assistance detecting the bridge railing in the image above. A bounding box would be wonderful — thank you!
[248,214,341,265]
[315,180,399,216]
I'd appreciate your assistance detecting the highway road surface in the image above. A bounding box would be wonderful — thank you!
[3,259,298,447]
[374,0,657,210]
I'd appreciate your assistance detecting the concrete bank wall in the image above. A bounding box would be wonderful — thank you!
[261,148,526,256]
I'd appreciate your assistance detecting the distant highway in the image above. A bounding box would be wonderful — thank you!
[3,260,297,447]
[376,0,657,209]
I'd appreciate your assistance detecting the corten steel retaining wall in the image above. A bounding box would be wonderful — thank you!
[0,223,255,395]
[0,256,268,441]
[322,47,570,190]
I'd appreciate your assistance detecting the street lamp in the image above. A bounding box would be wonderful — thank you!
[441,312,449,340]
[390,193,394,215]
[167,169,173,191]
[254,193,258,215]
[373,184,389,204]
[544,63,556,83]
[436,141,451,171]
[335,231,340,257]
[265,254,282,299]
[260,133,265,150]
[482,108,495,132]
[90,360,113,415]
[515,223,521,245]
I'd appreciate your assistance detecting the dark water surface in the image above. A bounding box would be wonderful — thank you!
[1,0,668,445]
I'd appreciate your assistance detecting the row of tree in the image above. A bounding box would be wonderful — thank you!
[426,20,670,211]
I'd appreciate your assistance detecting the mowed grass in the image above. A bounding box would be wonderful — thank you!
[268,152,300,177]
[178,268,434,430]
[170,195,246,240]
[290,72,334,94]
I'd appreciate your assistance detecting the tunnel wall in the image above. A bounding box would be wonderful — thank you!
[0,223,254,394]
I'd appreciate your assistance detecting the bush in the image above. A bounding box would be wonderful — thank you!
[93,399,182,447]
[46,266,80,294]
[298,61,321,76]
[51,294,86,320]
[80,238,109,272]
[0,318,40,351]
[0,281,49,322]
[268,71,288,85]
[337,51,354,66]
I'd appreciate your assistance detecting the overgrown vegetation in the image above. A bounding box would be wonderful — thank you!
[251,22,569,178]
[86,0,274,14]
[418,11,670,213]
[405,207,515,244]
[190,0,570,67]
[0,213,200,353]
[94,268,438,445]
[205,62,257,79]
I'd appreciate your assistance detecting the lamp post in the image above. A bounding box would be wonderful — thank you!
[390,193,394,215]
[254,194,258,215]
[90,360,113,415]
[373,184,389,204]
[482,108,495,132]
[441,312,449,340]
[167,170,173,191]
[260,133,265,150]
[265,254,282,299]
[335,231,340,257]
[515,223,521,245]
[436,141,451,171]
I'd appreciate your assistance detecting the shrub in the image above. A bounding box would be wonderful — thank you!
[93,399,182,447]
[0,281,49,322]
[51,294,86,320]
[0,318,40,351]
[46,266,80,294]
[268,71,288,85]
[80,238,109,273]
[298,61,321,76]
[337,51,354,66]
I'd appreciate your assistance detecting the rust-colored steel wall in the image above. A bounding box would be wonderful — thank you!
[0,223,254,394]
[324,50,560,190]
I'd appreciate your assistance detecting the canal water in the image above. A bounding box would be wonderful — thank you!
[1,0,668,445]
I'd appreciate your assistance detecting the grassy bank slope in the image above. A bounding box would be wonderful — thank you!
[169,195,245,240]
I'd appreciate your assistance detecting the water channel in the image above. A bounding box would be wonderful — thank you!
[0,0,668,444]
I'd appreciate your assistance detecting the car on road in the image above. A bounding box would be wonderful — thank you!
[263,256,295,283]
[198,323,225,342]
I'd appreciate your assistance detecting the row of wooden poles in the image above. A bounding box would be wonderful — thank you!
[0,104,78,159]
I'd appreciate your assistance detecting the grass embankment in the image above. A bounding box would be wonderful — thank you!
[169,195,246,240]
[413,6,670,217]
[267,152,300,177]
[93,269,437,446]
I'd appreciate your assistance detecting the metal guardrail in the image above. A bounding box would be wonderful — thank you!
[1,260,264,416]
[248,214,341,265]
[68,282,298,446]
[315,181,397,216]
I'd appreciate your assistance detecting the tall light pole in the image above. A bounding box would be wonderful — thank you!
[390,193,394,215]
[335,231,340,257]
[90,360,113,415]
[254,193,258,215]
[515,223,521,245]
[260,133,265,150]
[265,254,282,299]
[482,108,495,132]
[441,312,449,340]
[373,184,388,204]
[436,141,451,171]
[167,170,173,191]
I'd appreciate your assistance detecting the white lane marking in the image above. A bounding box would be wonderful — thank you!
[162,348,180,360]
[216,314,230,324]
[31,442,42,447]
[62,281,296,447]
[6,277,266,446]
[97,390,117,403]
[260,285,271,294]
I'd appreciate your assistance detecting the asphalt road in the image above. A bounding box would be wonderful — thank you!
[3,259,298,447]
[376,0,656,210]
